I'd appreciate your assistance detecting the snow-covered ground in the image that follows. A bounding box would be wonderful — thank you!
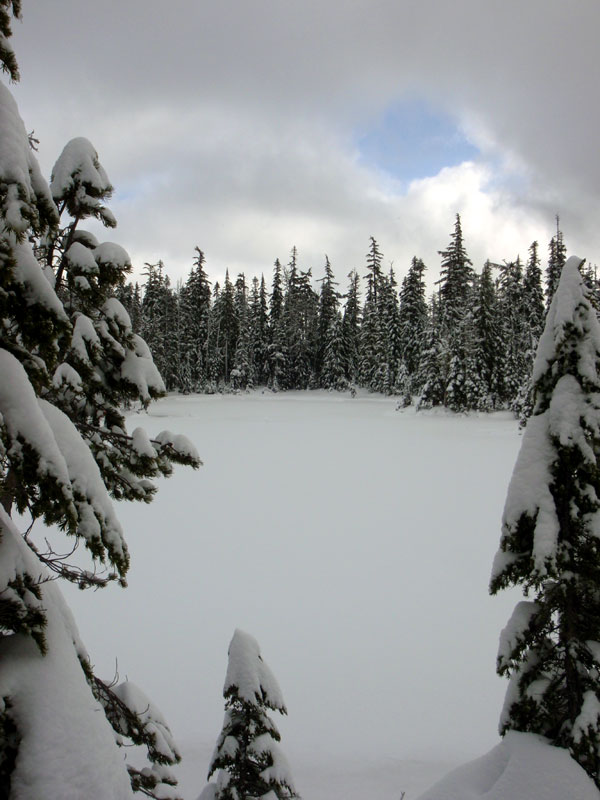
[60,390,524,799]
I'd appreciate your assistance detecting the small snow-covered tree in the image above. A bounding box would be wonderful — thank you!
[204,629,299,800]
[490,256,600,787]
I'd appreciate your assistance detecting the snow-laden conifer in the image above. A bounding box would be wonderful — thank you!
[490,256,600,786]
[0,16,199,796]
[204,630,299,800]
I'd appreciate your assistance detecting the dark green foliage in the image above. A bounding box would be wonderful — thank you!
[179,247,212,392]
[472,261,501,409]
[0,1,20,81]
[341,270,361,384]
[0,700,18,800]
[545,218,567,310]
[491,257,600,787]
[124,215,583,416]
[398,257,428,398]
[438,213,474,334]
[314,256,340,384]
[321,314,348,391]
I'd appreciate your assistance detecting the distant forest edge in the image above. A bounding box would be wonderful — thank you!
[118,214,592,416]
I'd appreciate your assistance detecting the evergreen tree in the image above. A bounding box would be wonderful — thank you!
[437,213,474,335]
[231,273,252,390]
[517,241,546,421]
[248,276,270,386]
[179,247,212,392]
[341,270,361,385]
[321,314,349,391]
[471,261,501,410]
[314,256,339,385]
[0,16,200,798]
[212,270,238,385]
[523,241,545,342]
[545,217,567,310]
[280,249,317,389]
[496,257,528,410]
[269,259,286,389]
[416,295,446,409]
[205,630,298,800]
[358,238,385,390]
[397,257,428,400]
[435,214,477,410]
[372,268,401,395]
[490,256,600,787]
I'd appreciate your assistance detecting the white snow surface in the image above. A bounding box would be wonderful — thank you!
[95,241,131,270]
[493,410,558,578]
[38,398,126,561]
[58,391,523,800]
[533,256,600,386]
[250,734,296,788]
[103,296,133,329]
[11,234,66,317]
[50,137,112,200]
[496,600,539,672]
[0,508,134,800]
[225,629,286,710]
[121,333,165,401]
[65,241,99,273]
[113,681,180,761]
[70,312,100,362]
[416,731,600,800]
[0,348,74,505]
[0,82,56,233]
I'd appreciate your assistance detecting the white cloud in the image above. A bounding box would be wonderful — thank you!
[8,0,599,290]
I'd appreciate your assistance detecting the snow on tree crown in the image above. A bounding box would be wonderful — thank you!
[224,629,287,712]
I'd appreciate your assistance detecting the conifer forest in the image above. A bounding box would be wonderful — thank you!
[124,217,585,419]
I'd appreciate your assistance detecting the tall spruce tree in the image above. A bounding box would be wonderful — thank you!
[269,259,286,389]
[321,313,349,391]
[545,217,567,310]
[341,270,361,385]
[179,247,212,392]
[490,256,600,787]
[496,257,529,410]
[248,276,270,386]
[438,213,473,334]
[516,241,547,421]
[397,256,428,401]
[358,237,385,390]
[436,214,477,410]
[204,630,299,800]
[315,256,339,385]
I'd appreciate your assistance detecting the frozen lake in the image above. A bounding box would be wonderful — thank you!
[61,391,522,799]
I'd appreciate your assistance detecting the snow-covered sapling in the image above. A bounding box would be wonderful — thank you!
[490,256,600,786]
[203,629,299,800]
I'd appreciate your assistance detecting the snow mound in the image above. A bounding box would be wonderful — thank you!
[417,731,600,800]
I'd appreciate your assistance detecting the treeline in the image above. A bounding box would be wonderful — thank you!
[118,214,592,414]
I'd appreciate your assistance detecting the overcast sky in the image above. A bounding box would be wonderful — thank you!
[9,0,600,290]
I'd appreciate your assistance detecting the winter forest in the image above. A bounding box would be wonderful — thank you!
[3,2,600,800]
[128,220,579,418]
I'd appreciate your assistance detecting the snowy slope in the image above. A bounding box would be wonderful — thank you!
[417,731,600,800]
[56,391,522,799]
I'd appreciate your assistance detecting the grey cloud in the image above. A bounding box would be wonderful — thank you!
[8,0,600,286]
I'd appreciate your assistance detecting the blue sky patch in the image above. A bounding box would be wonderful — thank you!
[356,98,479,184]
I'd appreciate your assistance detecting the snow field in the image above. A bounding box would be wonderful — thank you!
[61,391,522,799]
